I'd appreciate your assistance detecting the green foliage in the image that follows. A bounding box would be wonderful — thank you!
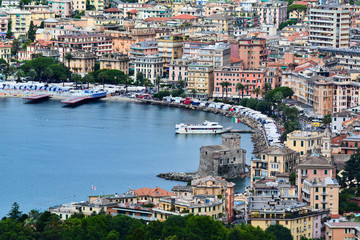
[322,114,331,125]
[279,19,297,30]
[27,21,36,42]
[289,172,296,186]
[0,204,277,240]
[6,20,13,38]
[21,57,68,82]
[265,224,293,240]
[287,4,307,13]
[11,39,21,56]
[39,21,45,28]
[265,87,294,102]
[73,10,85,19]
[153,91,171,100]
[7,203,22,222]
[341,150,360,195]
[91,69,126,85]
[136,72,144,86]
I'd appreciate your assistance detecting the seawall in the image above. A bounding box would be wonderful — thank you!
[138,99,269,182]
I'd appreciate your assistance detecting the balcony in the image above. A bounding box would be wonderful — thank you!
[321,192,328,195]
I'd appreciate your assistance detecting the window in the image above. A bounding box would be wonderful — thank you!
[325,170,328,175]
[314,169,317,175]
[316,187,319,192]
[301,141,304,147]
[274,156,277,162]
[315,203,318,209]
[315,195,319,200]
[293,141,296,147]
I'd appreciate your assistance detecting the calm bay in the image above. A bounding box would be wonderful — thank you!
[0,98,253,217]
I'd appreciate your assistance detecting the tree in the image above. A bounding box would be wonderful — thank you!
[83,74,94,89]
[287,4,307,19]
[0,218,34,239]
[265,224,293,240]
[11,39,21,57]
[99,71,106,89]
[177,80,185,89]
[136,72,144,86]
[39,21,45,28]
[236,83,245,103]
[262,83,272,96]
[64,52,73,86]
[254,87,261,99]
[342,149,360,194]
[322,114,331,127]
[27,21,36,42]
[289,172,296,185]
[191,88,197,96]
[222,81,231,99]
[155,75,161,93]
[7,202,22,221]
[220,81,226,100]
[6,20,13,38]
[71,73,82,88]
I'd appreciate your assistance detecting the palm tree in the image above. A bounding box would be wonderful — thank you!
[83,74,94,89]
[155,75,161,93]
[262,83,272,97]
[254,87,261,99]
[236,83,245,103]
[191,88,197,97]
[124,75,132,94]
[99,71,106,90]
[220,82,227,100]
[223,81,231,99]
[64,52,73,87]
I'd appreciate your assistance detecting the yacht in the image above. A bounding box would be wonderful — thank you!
[175,121,231,134]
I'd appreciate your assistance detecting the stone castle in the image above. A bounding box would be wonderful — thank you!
[198,133,246,179]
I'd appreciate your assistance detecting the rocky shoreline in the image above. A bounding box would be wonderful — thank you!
[138,99,269,182]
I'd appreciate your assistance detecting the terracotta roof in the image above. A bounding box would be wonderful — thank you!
[171,14,198,20]
[286,31,308,42]
[127,9,138,14]
[331,134,347,145]
[231,56,242,63]
[329,214,341,219]
[144,17,170,22]
[298,155,333,168]
[134,187,175,197]
[259,146,296,155]
[104,8,121,13]
[0,42,11,48]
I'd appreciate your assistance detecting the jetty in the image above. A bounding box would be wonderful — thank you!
[229,129,254,134]
[23,94,52,103]
[61,92,107,106]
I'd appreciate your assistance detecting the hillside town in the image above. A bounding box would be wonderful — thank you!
[3,0,360,239]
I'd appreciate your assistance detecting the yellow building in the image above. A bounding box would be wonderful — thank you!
[90,0,104,11]
[69,52,96,75]
[99,53,130,75]
[6,9,32,38]
[250,146,299,186]
[31,10,56,21]
[250,197,326,240]
[171,0,187,16]
[284,130,331,157]
[72,0,86,12]
[187,64,214,97]
[153,196,225,221]
[0,42,12,63]
[157,35,184,66]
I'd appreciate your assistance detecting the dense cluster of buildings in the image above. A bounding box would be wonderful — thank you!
[4,0,360,238]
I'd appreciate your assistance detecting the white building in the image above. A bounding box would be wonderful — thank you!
[255,1,287,29]
[1,0,20,7]
[137,5,171,19]
[134,55,164,83]
[308,4,350,48]
[331,111,357,134]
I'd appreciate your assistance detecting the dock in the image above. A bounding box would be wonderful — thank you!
[229,129,254,134]
[23,94,52,103]
[61,92,107,106]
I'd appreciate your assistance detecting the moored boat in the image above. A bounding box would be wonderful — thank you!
[175,121,231,134]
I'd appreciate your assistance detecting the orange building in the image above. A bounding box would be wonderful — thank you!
[325,222,360,240]
[238,37,267,70]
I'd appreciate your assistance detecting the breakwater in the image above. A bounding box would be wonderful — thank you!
[138,99,269,182]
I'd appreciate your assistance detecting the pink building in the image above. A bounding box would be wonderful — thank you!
[129,41,158,61]
[168,58,196,82]
[213,66,267,99]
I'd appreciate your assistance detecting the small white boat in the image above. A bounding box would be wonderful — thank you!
[175,121,231,134]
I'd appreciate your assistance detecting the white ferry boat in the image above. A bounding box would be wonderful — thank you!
[175,121,231,134]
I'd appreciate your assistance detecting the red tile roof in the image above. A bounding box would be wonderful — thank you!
[134,187,175,197]
[0,42,11,48]
[127,9,138,14]
[144,17,171,22]
[171,14,198,20]
[104,8,122,13]
[231,56,242,63]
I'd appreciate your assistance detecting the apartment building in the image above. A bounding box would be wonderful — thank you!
[171,0,187,16]
[308,5,350,48]
[72,0,86,12]
[285,130,332,158]
[205,14,234,33]
[137,5,171,19]
[157,35,184,66]
[340,134,360,154]
[168,58,196,82]
[250,146,298,186]
[198,42,231,68]
[0,42,11,63]
[238,38,267,69]
[99,53,130,74]
[186,63,214,97]
[250,197,326,240]
[107,27,156,55]
[252,179,297,200]
[319,47,360,71]
[331,111,357,134]
[0,12,8,34]
[183,40,217,58]
[325,222,360,240]
[69,51,96,74]
[52,33,112,61]
[213,67,266,99]
[129,41,158,61]
[255,1,287,29]
[6,9,31,38]
[50,0,72,18]
[134,54,164,83]
[302,177,340,215]
[89,0,103,10]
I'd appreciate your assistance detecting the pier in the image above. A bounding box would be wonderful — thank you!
[23,94,52,103]
[61,93,107,106]
[229,129,254,134]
